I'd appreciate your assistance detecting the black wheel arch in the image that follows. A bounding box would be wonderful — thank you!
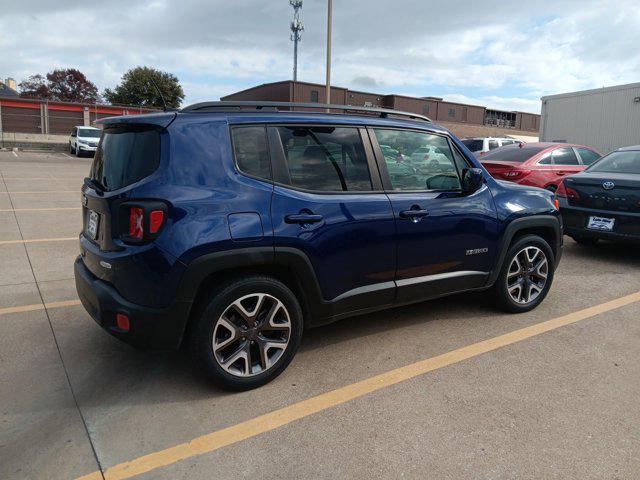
[487,215,562,287]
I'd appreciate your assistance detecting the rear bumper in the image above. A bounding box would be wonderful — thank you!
[74,256,192,350]
[561,205,640,243]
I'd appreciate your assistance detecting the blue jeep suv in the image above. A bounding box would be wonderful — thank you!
[75,102,562,390]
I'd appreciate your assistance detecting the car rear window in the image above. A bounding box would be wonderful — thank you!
[91,127,161,191]
[462,139,484,152]
[481,146,546,163]
[587,151,640,174]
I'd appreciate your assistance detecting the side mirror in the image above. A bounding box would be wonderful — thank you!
[462,168,484,194]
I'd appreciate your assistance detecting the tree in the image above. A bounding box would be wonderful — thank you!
[46,69,100,103]
[18,74,51,99]
[103,67,185,109]
[18,69,100,102]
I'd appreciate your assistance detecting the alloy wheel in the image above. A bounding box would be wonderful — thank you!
[506,246,548,305]
[212,293,291,377]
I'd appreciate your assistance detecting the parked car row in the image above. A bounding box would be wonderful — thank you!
[475,138,639,245]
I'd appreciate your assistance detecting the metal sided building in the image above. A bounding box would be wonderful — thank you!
[540,82,640,154]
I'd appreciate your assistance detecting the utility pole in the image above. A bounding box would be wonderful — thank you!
[290,1,304,82]
[325,0,332,109]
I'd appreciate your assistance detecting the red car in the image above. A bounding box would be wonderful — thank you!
[480,142,601,191]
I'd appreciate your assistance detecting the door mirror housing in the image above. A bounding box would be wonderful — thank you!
[462,168,484,194]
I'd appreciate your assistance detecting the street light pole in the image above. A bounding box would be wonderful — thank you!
[325,0,332,110]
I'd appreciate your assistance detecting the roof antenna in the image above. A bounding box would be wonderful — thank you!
[149,78,167,112]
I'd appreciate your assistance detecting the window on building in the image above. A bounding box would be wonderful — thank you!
[373,128,461,191]
[231,126,271,180]
[448,108,456,117]
[275,126,372,192]
[422,104,430,115]
[310,90,319,103]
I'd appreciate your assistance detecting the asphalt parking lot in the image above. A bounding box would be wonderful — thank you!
[1,150,639,480]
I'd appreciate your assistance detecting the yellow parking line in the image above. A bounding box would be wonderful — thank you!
[0,299,81,316]
[75,291,640,480]
[0,207,81,212]
[0,237,77,245]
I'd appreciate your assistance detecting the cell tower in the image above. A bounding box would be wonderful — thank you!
[290,0,304,81]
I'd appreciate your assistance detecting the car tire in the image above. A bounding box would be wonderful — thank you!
[572,236,598,246]
[75,146,82,157]
[492,234,555,313]
[188,276,303,391]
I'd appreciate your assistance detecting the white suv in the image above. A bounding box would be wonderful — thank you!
[461,137,520,156]
[69,126,101,157]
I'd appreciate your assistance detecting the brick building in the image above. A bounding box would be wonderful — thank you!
[221,80,540,134]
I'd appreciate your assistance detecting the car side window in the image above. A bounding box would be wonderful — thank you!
[373,128,462,191]
[575,148,600,165]
[231,126,272,180]
[71,128,77,137]
[275,126,372,192]
[538,152,552,165]
[552,147,579,165]
[488,140,499,150]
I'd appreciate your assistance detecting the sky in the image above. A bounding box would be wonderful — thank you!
[1,0,639,113]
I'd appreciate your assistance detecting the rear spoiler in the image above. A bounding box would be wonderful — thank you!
[96,111,177,129]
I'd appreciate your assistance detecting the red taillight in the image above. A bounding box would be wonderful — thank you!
[149,210,164,233]
[116,313,130,332]
[556,181,579,200]
[129,207,144,239]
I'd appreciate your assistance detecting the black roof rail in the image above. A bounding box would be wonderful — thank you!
[180,101,432,123]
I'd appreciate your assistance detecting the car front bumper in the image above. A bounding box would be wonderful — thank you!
[74,256,192,350]
[77,144,98,152]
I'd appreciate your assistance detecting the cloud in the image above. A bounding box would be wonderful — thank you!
[1,0,639,113]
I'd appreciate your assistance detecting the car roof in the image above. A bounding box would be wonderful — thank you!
[74,125,99,130]
[617,145,640,151]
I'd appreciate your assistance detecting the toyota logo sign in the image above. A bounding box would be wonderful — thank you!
[602,181,615,190]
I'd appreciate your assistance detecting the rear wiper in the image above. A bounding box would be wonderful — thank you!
[84,177,104,196]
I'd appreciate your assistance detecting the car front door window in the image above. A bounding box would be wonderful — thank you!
[372,129,462,191]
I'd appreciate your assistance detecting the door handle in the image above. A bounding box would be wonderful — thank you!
[399,207,429,222]
[285,213,324,224]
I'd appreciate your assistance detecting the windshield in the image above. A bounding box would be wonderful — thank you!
[462,139,484,152]
[91,127,161,191]
[78,129,101,138]
[587,150,640,174]
[481,146,546,163]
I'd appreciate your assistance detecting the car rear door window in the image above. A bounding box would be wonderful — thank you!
[231,126,271,180]
[373,129,462,191]
[574,147,600,165]
[274,126,372,192]
[551,147,579,165]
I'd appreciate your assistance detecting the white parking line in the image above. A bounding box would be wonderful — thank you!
[61,153,72,158]
[12,151,18,157]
